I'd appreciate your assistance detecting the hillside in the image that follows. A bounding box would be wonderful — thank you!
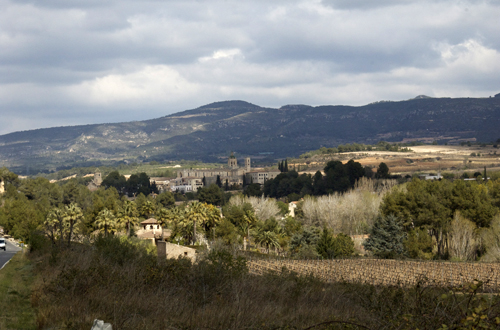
[1,96,500,174]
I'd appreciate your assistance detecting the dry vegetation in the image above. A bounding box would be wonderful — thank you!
[300,178,397,235]
[292,145,500,177]
[248,258,500,291]
[27,237,500,330]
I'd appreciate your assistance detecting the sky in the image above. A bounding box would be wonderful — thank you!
[1,0,499,136]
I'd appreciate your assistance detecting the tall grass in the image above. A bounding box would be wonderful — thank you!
[29,237,500,329]
[0,253,36,330]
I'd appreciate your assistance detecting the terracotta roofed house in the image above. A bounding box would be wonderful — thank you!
[141,218,161,231]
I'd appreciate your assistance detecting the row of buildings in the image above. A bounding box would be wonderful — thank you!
[83,153,280,193]
[168,153,281,192]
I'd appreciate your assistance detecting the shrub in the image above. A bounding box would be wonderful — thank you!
[93,234,155,266]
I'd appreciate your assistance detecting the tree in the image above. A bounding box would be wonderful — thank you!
[254,230,280,253]
[95,208,117,236]
[215,218,240,245]
[156,207,173,241]
[480,215,500,261]
[117,200,139,237]
[375,162,390,179]
[63,203,83,246]
[198,184,224,206]
[126,172,152,196]
[364,214,405,258]
[44,207,66,246]
[404,228,433,259]
[216,175,222,188]
[333,233,355,257]
[101,171,127,194]
[448,211,477,261]
[290,226,321,254]
[244,183,262,197]
[346,159,365,185]
[141,200,156,218]
[186,202,207,244]
[316,227,336,258]
[156,191,175,209]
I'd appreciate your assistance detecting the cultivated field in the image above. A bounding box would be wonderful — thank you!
[248,258,500,291]
[293,145,500,176]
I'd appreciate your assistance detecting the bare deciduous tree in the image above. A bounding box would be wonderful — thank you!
[480,214,500,262]
[449,211,477,261]
[228,195,280,221]
[301,178,387,235]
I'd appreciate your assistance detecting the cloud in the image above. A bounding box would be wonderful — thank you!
[0,0,500,135]
[68,65,199,107]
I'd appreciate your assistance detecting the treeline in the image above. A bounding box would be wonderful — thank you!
[0,167,176,242]
[261,160,393,200]
[101,171,159,196]
[299,141,415,158]
[365,178,500,260]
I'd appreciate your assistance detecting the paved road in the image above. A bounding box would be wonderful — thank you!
[0,239,22,270]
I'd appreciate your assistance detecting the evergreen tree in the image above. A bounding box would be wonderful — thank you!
[332,233,355,258]
[216,175,222,188]
[225,179,229,191]
[202,176,206,186]
[363,214,406,258]
[316,227,336,258]
[242,175,247,187]
[197,184,224,206]
[375,162,390,179]
[284,159,288,172]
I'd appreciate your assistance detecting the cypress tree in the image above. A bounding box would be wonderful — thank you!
[216,175,222,188]
[284,159,288,172]
[225,179,229,191]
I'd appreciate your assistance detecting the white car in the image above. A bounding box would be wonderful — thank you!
[0,238,5,251]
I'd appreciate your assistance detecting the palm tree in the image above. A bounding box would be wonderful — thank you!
[186,202,207,244]
[242,209,258,239]
[45,207,65,246]
[95,208,117,237]
[63,203,83,246]
[141,200,156,219]
[117,200,139,236]
[156,207,174,241]
[201,203,221,232]
[254,230,280,253]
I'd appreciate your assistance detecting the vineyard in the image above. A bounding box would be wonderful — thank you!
[247,258,500,290]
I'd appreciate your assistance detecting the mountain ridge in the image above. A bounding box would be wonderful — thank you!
[1,95,500,174]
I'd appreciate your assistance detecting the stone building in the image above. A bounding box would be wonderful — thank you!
[87,170,103,191]
[170,152,278,192]
[245,170,280,185]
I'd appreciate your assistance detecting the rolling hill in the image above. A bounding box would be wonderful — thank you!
[1,95,500,174]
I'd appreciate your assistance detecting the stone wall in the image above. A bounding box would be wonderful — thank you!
[165,242,197,261]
